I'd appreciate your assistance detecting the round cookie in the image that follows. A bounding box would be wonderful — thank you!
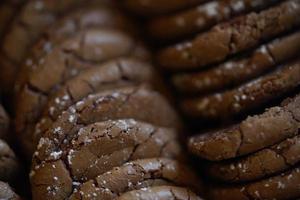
[182,60,300,119]
[148,0,278,40]
[31,119,182,200]
[188,93,300,161]
[0,0,112,92]
[123,0,203,16]
[15,28,149,156]
[0,181,20,200]
[66,158,201,200]
[71,180,173,200]
[33,58,158,142]
[16,4,138,87]
[208,165,300,200]
[25,57,155,156]
[0,139,19,183]
[35,119,182,180]
[32,86,181,162]
[207,134,300,182]
[157,0,300,71]
[117,186,202,200]
[0,104,9,140]
[172,31,300,94]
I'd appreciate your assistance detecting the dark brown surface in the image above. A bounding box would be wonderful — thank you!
[173,31,300,94]
[117,186,202,200]
[188,93,300,161]
[157,0,300,71]
[123,0,203,16]
[182,59,300,119]
[148,0,278,40]
[207,134,300,182]
[32,86,181,164]
[31,58,158,150]
[209,165,300,200]
[31,119,183,200]
[0,181,20,200]
[0,0,112,93]
[15,27,149,156]
[69,158,202,200]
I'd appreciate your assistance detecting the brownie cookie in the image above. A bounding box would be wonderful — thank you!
[148,0,278,40]
[0,0,112,93]
[49,158,200,200]
[0,139,19,183]
[32,86,181,161]
[31,120,183,200]
[117,186,202,200]
[207,134,300,182]
[123,0,203,16]
[182,59,300,119]
[34,58,158,138]
[23,57,155,156]
[68,158,201,200]
[0,181,20,200]
[0,104,9,140]
[209,165,300,200]
[172,31,300,94]
[16,4,137,87]
[157,0,300,71]
[188,93,300,161]
[71,180,173,200]
[34,119,182,179]
[15,28,149,155]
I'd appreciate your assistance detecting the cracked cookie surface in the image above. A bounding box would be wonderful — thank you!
[157,0,300,71]
[188,93,300,161]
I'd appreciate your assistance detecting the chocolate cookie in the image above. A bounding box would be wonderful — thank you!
[0,139,19,183]
[117,186,202,200]
[157,0,300,71]
[35,119,181,178]
[16,4,137,87]
[32,86,181,161]
[21,57,155,156]
[209,165,300,200]
[0,104,9,140]
[188,93,300,161]
[0,0,112,93]
[148,0,278,40]
[172,31,300,94]
[31,119,182,200]
[70,180,173,200]
[34,58,157,139]
[182,59,300,119]
[123,0,203,16]
[44,158,202,200]
[0,181,20,200]
[68,158,201,199]
[207,134,300,182]
[15,28,149,155]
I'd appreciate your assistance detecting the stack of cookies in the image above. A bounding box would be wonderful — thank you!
[3,1,204,199]
[0,104,21,199]
[126,0,300,199]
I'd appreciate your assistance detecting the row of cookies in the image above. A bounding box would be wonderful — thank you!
[125,0,300,199]
[3,0,205,199]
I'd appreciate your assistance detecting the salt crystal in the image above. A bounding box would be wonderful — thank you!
[50,151,62,159]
